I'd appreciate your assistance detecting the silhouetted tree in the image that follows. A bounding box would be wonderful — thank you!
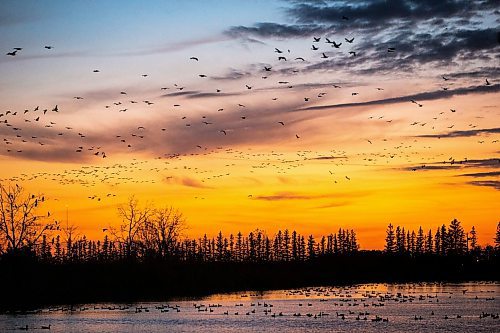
[495,222,500,252]
[434,228,441,255]
[425,229,433,254]
[469,226,477,252]
[115,196,152,258]
[447,219,466,255]
[0,183,55,254]
[307,235,315,260]
[385,223,395,253]
[416,227,424,254]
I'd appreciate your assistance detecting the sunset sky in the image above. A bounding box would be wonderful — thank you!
[1,0,498,248]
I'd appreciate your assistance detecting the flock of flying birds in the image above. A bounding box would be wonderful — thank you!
[1,33,497,205]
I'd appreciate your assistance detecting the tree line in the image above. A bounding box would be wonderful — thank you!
[383,219,494,256]
[1,183,499,264]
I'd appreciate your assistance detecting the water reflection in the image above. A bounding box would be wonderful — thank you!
[1,282,498,333]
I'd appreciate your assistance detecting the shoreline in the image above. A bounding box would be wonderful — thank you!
[1,252,498,312]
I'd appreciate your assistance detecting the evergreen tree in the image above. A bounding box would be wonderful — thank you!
[416,227,424,254]
[440,224,447,255]
[469,226,477,251]
[425,229,433,253]
[385,223,396,253]
[283,229,290,261]
[307,235,315,260]
[434,228,441,255]
[495,222,500,251]
[447,219,466,255]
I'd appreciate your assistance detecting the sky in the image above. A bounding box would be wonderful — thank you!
[0,0,499,249]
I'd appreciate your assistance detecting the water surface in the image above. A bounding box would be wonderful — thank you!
[1,282,498,332]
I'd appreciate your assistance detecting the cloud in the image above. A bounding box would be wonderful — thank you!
[405,158,500,172]
[460,171,500,178]
[307,156,348,160]
[225,1,498,76]
[314,201,351,209]
[253,191,368,201]
[226,22,330,39]
[297,84,500,112]
[165,176,213,189]
[287,1,495,29]
[467,180,500,190]
[417,128,500,139]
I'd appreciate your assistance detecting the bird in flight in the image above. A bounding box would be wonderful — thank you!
[388,47,396,52]
[278,56,287,61]
[311,45,319,50]
[264,66,272,71]
[332,41,342,48]
[6,50,17,56]
[190,56,199,61]
[349,51,356,56]
[274,48,283,53]
[321,53,328,59]
[220,130,227,135]
[278,121,285,126]
[44,46,54,49]
[485,78,491,86]
[313,37,320,42]
[345,37,354,43]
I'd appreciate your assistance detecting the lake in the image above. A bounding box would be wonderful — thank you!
[1,282,498,332]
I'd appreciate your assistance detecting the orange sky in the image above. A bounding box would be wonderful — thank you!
[1,1,499,249]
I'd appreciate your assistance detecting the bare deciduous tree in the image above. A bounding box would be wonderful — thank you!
[0,182,54,254]
[114,196,152,258]
[149,207,185,258]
